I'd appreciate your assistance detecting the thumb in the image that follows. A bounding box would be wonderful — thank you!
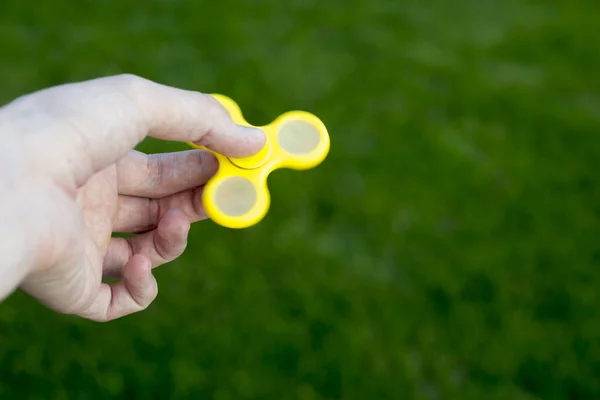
[186,95,266,158]
[2,74,265,186]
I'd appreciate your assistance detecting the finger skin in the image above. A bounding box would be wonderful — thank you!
[0,179,75,302]
[78,254,158,322]
[103,208,191,279]
[1,75,261,321]
[113,186,207,233]
[0,74,265,189]
[116,149,218,199]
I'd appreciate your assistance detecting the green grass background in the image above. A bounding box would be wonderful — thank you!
[1,0,600,399]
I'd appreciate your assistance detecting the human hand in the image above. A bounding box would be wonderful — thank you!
[0,74,265,321]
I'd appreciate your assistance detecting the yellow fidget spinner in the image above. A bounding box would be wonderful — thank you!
[187,94,330,229]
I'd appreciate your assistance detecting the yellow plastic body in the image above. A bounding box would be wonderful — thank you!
[187,94,330,229]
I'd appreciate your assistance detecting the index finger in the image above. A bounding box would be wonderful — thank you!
[0,74,265,186]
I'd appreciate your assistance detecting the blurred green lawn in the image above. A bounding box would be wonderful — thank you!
[1,0,600,399]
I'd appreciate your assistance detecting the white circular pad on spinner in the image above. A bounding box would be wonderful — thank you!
[214,176,257,216]
[277,119,322,155]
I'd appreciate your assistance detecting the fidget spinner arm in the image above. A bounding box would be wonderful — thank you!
[187,94,330,229]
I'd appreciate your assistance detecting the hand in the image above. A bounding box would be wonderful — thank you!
[0,74,265,321]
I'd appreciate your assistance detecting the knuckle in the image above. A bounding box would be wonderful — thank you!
[149,198,161,228]
[145,153,164,189]
[135,289,157,312]
[199,92,230,120]
[199,91,219,107]
[85,312,110,323]
[112,73,148,89]
[108,74,154,104]
[149,285,159,303]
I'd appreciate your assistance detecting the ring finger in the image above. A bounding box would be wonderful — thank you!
[103,208,191,279]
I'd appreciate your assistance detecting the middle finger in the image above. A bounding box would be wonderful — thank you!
[113,186,208,233]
